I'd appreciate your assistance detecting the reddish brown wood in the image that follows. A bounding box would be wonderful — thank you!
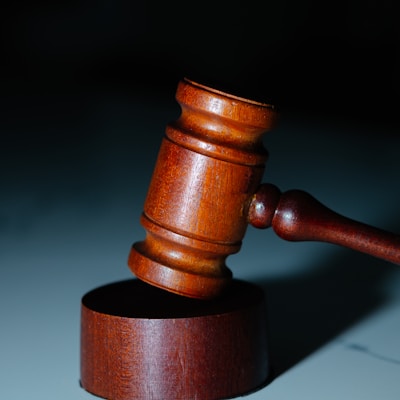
[128,78,277,299]
[81,79,400,400]
[129,78,400,300]
[80,279,269,400]
[248,184,400,264]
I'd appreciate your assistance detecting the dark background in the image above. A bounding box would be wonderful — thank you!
[1,0,399,126]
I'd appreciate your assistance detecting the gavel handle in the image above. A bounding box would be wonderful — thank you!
[248,183,400,265]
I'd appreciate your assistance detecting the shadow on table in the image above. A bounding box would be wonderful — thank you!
[257,249,398,379]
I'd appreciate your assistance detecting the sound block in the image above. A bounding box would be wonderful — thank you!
[80,279,270,400]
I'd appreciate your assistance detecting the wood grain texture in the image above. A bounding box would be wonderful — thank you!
[129,78,277,299]
[248,184,400,264]
[80,279,269,400]
[129,78,399,300]
[81,78,399,399]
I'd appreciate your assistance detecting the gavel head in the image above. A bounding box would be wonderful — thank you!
[128,79,278,299]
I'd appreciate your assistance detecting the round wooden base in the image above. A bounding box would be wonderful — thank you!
[80,279,270,400]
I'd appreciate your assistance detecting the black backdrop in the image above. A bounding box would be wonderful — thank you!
[1,1,399,126]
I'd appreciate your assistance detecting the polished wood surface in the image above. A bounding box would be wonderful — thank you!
[80,279,269,400]
[81,79,400,400]
[129,78,277,299]
[129,78,399,299]
[248,183,400,264]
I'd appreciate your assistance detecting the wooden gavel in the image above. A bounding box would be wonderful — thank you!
[128,78,400,300]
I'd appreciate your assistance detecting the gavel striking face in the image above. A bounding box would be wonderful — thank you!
[128,78,400,300]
